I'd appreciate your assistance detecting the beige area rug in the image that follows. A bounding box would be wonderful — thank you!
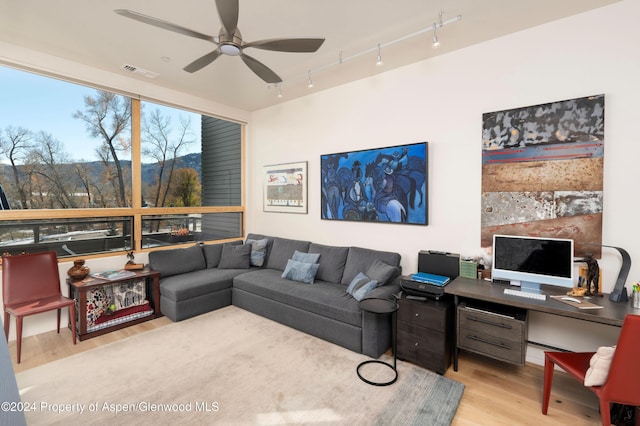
[16,306,464,425]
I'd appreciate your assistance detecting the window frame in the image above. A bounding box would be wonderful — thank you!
[0,74,246,260]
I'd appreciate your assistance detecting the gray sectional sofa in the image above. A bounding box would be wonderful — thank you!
[148,233,402,358]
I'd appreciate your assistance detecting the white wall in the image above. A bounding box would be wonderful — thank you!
[2,1,638,364]
[248,1,640,363]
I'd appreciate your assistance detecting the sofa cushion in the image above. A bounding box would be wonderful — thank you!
[218,243,251,269]
[366,259,400,287]
[308,243,349,283]
[346,272,378,300]
[281,259,320,284]
[233,269,361,327]
[246,238,268,267]
[341,246,401,285]
[148,245,206,278]
[202,240,241,269]
[159,269,243,302]
[265,237,311,271]
[292,250,320,264]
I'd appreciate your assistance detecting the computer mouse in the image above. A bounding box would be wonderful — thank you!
[561,297,582,304]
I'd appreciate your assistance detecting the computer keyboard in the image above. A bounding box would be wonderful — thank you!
[503,288,547,301]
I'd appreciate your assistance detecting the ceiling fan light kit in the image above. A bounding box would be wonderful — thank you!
[115,3,461,95]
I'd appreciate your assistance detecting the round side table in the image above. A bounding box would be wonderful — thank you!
[356,297,399,386]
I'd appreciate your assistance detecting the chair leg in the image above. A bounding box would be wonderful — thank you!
[3,311,9,341]
[542,354,555,415]
[15,316,23,364]
[69,304,77,345]
[57,308,62,333]
[599,399,611,426]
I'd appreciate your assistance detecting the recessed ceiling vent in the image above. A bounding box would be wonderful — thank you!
[120,63,159,79]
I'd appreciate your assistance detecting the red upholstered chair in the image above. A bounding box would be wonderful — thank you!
[542,314,640,426]
[2,251,77,363]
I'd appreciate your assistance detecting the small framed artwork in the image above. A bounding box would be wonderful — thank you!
[321,142,428,225]
[263,161,308,214]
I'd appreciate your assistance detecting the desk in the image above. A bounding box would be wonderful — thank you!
[445,277,637,371]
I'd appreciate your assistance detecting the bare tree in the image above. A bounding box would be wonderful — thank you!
[142,109,195,207]
[31,132,77,208]
[0,126,34,208]
[73,90,131,207]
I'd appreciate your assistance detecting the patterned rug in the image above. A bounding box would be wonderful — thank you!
[16,305,464,425]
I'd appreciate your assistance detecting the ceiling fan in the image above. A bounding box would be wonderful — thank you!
[114,0,325,84]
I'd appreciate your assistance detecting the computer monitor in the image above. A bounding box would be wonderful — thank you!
[492,234,574,293]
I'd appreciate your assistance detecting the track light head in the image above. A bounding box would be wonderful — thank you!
[432,23,440,49]
[376,43,383,67]
[307,70,314,88]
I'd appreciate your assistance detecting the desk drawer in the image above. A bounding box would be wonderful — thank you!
[458,328,525,365]
[457,302,527,366]
[457,309,524,342]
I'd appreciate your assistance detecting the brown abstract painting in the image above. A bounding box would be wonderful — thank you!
[481,94,604,257]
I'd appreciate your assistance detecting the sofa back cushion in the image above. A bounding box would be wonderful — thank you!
[308,243,349,283]
[202,240,241,268]
[218,243,252,269]
[246,233,275,265]
[265,237,311,271]
[341,247,401,286]
[148,245,206,278]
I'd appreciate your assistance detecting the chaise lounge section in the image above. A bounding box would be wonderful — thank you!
[148,233,402,358]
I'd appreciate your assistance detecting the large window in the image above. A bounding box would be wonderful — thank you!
[0,65,244,257]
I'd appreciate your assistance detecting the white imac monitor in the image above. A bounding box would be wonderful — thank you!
[492,234,574,293]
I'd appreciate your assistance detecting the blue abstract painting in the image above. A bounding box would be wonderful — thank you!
[321,142,428,225]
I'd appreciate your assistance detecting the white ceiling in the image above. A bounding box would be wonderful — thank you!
[0,0,619,112]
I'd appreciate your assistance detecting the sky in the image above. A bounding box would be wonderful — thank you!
[0,65,201,163]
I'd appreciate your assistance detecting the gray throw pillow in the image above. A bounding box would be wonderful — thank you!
[281,259,320,284]
[246,238,268,267]
[346,272,378,300]
[292,250,320,264]
[366,259,400,286]
[218,243,251,269]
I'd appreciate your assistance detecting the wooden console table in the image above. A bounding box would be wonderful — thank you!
[67,269,162,341]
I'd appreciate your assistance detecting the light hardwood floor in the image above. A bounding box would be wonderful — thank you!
[8,318,602,425]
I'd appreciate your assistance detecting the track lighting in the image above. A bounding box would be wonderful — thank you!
[376,44,383,67]
[272,11,461,91]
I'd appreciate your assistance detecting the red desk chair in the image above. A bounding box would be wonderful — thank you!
[542,314,640,426]
[2,251,77,363]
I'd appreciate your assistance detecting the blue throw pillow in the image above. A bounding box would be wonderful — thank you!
[292,250,320,264]
[281,259,320,284]
[347,272,378,300]
[246,238,268,267]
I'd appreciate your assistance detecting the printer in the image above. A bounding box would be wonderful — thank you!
[401,250,460,300]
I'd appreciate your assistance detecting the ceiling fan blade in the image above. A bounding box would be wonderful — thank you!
[114,9,215,43]
[215,0,239,37]
[243,38,325,53]
[240,54,282,84]
[183,49,223,73]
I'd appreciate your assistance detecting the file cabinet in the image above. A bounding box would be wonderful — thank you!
[397,294,452,374]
